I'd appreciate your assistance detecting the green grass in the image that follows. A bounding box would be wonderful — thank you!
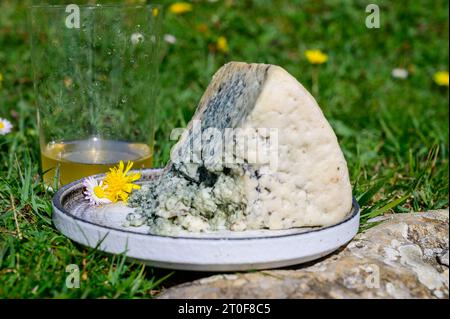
[0,0,448,298]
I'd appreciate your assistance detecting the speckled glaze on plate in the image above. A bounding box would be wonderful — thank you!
[52,168,360,271]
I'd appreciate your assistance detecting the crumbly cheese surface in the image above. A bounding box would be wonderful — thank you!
[128,172,247,235]
[128,62,352,235]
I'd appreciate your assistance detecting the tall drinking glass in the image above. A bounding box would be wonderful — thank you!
[30,4,161,186]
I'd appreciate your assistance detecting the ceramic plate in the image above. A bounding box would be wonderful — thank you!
[52,169,360,271]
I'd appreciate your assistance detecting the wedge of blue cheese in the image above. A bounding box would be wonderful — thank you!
[128,62,352,235]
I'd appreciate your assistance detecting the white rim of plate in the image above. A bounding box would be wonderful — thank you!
[52,168,360,240]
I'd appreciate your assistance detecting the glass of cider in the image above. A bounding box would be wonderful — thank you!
[30,4,161,186]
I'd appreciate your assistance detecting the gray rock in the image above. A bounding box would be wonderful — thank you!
[438,250,449,267]
[158,209,449,299]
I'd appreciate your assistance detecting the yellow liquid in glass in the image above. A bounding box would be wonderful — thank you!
[41,139,152,186]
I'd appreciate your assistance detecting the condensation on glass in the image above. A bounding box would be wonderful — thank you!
[30,4,161,185]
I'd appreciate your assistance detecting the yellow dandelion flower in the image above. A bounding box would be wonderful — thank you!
[0,72,3,88]
[152,7,159,17]
[169,2,192,14]
[434,71,449,87]
[217,36,229,53]
[103,161,141,203]
[305,49,328,65]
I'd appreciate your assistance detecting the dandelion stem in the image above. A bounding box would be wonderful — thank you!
[312,67,319,96]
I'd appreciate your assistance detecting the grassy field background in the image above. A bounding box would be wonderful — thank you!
[0,0,448,298]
